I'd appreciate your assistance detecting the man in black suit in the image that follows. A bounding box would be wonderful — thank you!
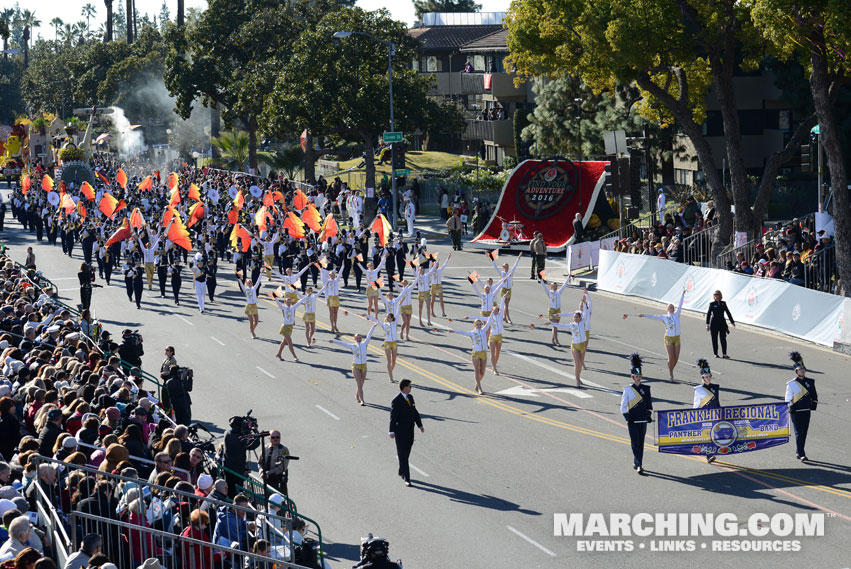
[389,379,424,487]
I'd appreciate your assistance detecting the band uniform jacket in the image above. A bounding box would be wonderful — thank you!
[693,383,720,409]
[389,392,423,440]
[621,383,653,423]
[786,376,818,413]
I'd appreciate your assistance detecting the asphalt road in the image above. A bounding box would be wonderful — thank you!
[2,187,850,568]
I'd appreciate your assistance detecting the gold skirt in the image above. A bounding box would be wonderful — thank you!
[244,303,258,316]
[472,350,487,361]
[279,324,294,337]
[303,312,315,323]
[352,363,367,372]
[327,295,340,308]
[383,340,398,351]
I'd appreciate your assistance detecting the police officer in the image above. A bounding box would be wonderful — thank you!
[621,353,652,474]
[785,352,818,462]
[693,358,720,463]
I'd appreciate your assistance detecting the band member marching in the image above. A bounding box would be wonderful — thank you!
[236,270,263,339]
[299,284,326,346]
[449,315,493,394]
[465,302,506,375]
[329,324,379,406]
[545,311,587,387]
[621,353,653,474]
[785,352,818,462]
[274,294,308,362]
[693,358,720,463]
[388,280,415,341]
[429,253,452,318]
[490,252,522,323]
[539,278,571,346]
[367,300,402,382]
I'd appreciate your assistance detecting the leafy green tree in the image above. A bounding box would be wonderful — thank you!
[264,7,433,190]
[258,145,304,179]
[505,0,816,248]
[211,129,249,170]
[159,1,171,30]
[749,0,851,293]
[413,0,481,22]
[21,40,76,115]
[113,0,126,42]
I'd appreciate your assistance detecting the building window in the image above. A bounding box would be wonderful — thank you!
[425,56,441,72]
[412,58,419,72]
[473,55,485,71]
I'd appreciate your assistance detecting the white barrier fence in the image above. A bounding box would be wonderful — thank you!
[566,238,616,274]
[597,250,850,348]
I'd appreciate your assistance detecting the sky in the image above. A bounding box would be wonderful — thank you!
[9,0,513,41]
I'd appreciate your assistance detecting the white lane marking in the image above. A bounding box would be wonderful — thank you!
[176,315,194,327]
[506,525,557,557]
[503,350,618,395]
[58,288,78,292]
[256,366,275,378]
[210,336,226,346]
[494,385,592,399]
[409,463,430,478]
[315,405,340,421]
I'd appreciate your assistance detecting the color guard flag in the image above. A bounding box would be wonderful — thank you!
[487,249,499,261]
[58,180,67,195]
[167,209,192,251]
[167,172,179,191]
[60,193,75,214]
[114,199,127,215]
[105,219,132,247]
[255,205,272,231]
[355,254,364,263]
[137,176,153,191]
[77,201,87,219]
[22,174,31,195]
[99,193,119,218]
[116,168,127,189]
[95,170,110,185]
[233,190,245,210]
[80,181,96,201]
[538,269,547,280]
[273,190,285,204]
[300,129,308,152]
[371,277,383,290]
[162,207,175,227]
[230,223,252,252]
[468,271,479,284]
[188,183,201,202]
[263,191,274,207]
[293,189,309,211]
[227,209,239,225]
[41,174,54,192]
[319,214,339,242]
[169,188,181,207]
[371,214,392,247]
[187,202,205,228]
[283,211,306,239]
[129,208,145,229]
[302,204,322,233]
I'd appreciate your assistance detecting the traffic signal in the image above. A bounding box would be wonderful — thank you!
[604,161,620,195]
[801,143,811,172]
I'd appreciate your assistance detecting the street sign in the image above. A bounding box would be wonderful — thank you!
[383,131,403,143]
[393,169,411,176]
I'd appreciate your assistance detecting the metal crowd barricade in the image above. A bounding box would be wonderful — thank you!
[30,476,73,568]
[681,226,715,267]
[599,217,652,245]
[804,247,836,293]
[30,456,307,568]
[715,237,759,270]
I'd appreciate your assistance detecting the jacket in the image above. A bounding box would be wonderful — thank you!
[180,524,222,569]
[212,507,249,551]
[38,421,64,457]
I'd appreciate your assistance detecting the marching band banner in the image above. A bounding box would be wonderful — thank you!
[655,403,790,457]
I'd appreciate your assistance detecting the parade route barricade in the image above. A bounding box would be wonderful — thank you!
[597,250,849,347]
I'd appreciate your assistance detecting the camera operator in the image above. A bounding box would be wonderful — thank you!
[261,430,291,497]
[78,262,96,310]
[353,536,402,569]
[118,329,144,367]
[222,415,260,498]
[162,364,192,426]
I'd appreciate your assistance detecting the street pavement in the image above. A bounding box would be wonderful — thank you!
[2,187,850,568]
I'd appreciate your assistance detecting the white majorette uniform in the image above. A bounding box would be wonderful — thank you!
[644,292,685,343]
[272,266,311,301]
[541,280,570,321]
[332,325,377,370]
[466,298,506,343]
[492,255,522,299]
[451,317,494,359]
[274,296,307,336]
[300,283,326,322]
[404,200,416,237]
[550,320,587,349]
[415,266,434,301]
[368,302,401,348]
[581,292,592,339]
[358,256,387,287]
[239,278,262,316]
[471,277,507,316]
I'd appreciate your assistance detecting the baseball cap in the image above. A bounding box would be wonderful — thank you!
[197,474,213,491]
[47,409,63,421]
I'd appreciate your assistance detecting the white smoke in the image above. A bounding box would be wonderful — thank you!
[107,106,145,156]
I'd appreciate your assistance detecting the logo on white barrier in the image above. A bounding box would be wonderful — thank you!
[650,272,657,287]
[747,288,757,307]
[792,304,801,321]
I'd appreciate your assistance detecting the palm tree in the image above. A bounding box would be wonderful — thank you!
[61,23,75,45]
[50,17,63,43]
[81,4,97,32]
[73,21,88,45]
[16,9,40,48]
[211,130,250,171]
[258,146,304,180]
[103,0,113,41]
[0,9,14,58]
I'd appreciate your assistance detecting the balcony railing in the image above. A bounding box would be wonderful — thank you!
[463,119,514,146]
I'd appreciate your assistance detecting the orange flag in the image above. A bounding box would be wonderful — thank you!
[188,183,201,202]
[99,193,119,218]
[114,200,127,215]
[80,181,96,201]
[254,206,270,231]
[273,190,284,204]
[293,189,308,210]
[167,209,192,251]
[42,174,55,192]
[468,271,479,284]
[137,176,153,191]
[95,171,110,185]
[227,209,239,225]
[284,212,306,239]
[233,190,245,210]
[263,192,274,207]
[77,201,87,219]
[370,214,392,247]
[371,277,384,290]
[162,207,175,227]
[58,180,67,195]
[60,194,75,214]
[229,223,252,252]
[187,202,205,228]
[129,208,145,229]
[22,174,31,195]
[538,269,547,280]
[169,188,181,207]
[167,172,179,191]
[487,249,499,261]
[319,214,339,242]
[105,219,132,247]
[116,168,127,189]
[301,204,321,233]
